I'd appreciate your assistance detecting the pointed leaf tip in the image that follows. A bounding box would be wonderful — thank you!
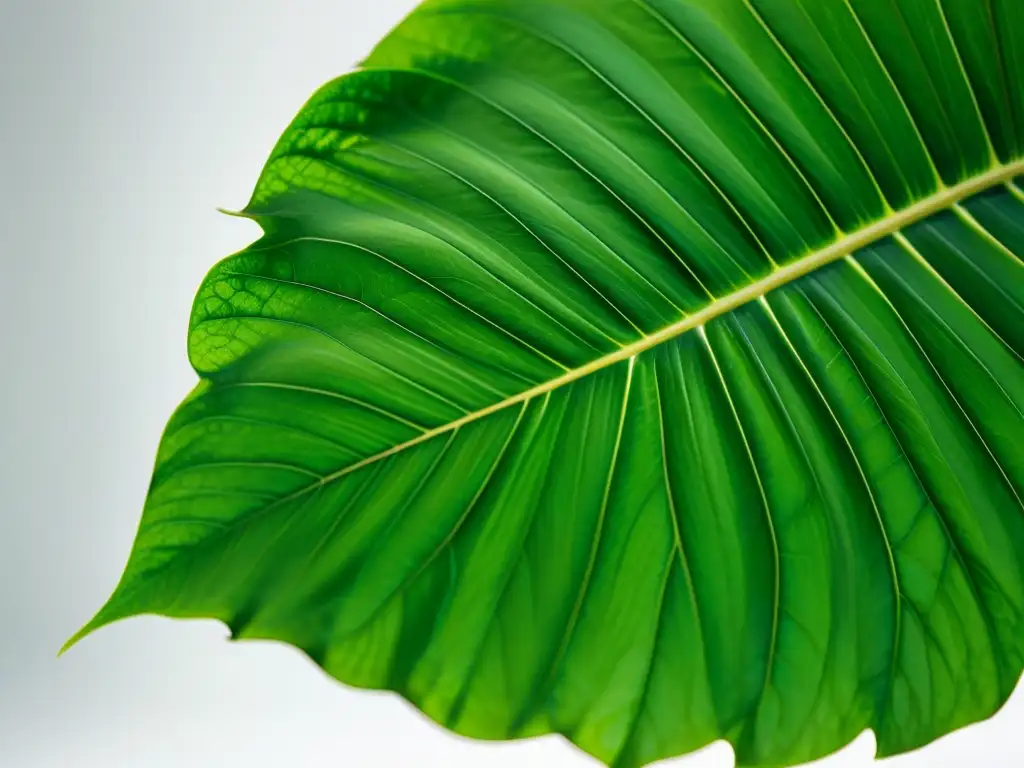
[58,624,91,657]
[215,206,250,219]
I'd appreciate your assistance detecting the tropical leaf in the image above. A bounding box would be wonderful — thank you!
[66,0,1024,765]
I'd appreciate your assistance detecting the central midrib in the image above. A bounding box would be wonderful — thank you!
[325,158,1023,483]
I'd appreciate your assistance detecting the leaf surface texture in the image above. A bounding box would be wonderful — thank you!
[71,1,1024,765]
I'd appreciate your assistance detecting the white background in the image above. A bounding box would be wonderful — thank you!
[1,1,1021,765]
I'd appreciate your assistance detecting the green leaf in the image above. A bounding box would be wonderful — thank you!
[67,1,1024,765]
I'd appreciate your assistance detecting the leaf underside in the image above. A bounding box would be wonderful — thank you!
[69,1,1024,766]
